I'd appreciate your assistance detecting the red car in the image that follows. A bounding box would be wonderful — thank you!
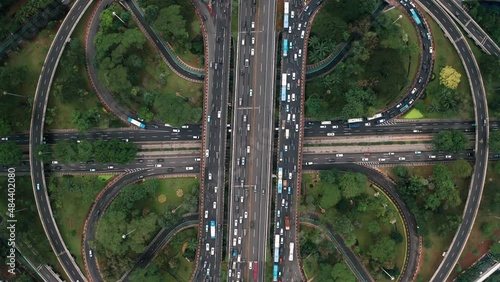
[363,152,371,156]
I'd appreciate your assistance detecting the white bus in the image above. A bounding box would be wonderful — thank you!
[320,121,332,125]
[288,242,294,261]
[275,234,280,249]
[347,118,363,123]
[282,73,287,87]
[367,113,382,121]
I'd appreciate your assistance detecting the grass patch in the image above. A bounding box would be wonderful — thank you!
[1,27,56,131]
[138,177,199,215]
[412,11,473,119]
[404,108,424,119]
[0,176,69,280]
[48,175,109,270]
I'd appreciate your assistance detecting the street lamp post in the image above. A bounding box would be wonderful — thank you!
[3,91,26,98]
[381,267,395,280]
[122,228,136,239]
[392,15,403,24]
[112,11,126,25]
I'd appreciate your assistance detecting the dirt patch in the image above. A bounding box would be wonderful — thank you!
[457,240,494,270]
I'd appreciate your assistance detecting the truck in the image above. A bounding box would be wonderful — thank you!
[320,121,332,125]
[253,262,258,281]
[283,179,287,187]
[285,129,290,139]
[284,216,290,230]
[210,220,216,239]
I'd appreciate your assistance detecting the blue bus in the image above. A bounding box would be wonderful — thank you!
[127,117,146,129]
[348,123,361,128]
[284,14,289,29]
[210,220,216,239]
[281,87,286,102]
[273,264,278,281]
[283,39,288,57]
[410,9,421,25]
[274,248,279,263]
[278,180,282,194]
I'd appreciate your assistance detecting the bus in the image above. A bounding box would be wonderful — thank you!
[283,39,288,57]
[127,117,146,129]
[285,129,290,139]
[410,8,421,25]
[274,248,279,263]
[210,220,216,239]
[284,2,289,14]
[278,180,282,194]
[281,87,286,102]
[281,73,287,87]
[347,118,363,123]
[278,167,283,179]
[273,264,278,281]
[284,14,289,29]
[253,262,258,281]
[289,242,295,261]
[275,234,280,249]
[284,216,290,230]
[320,121,332,125]
[367,113,382,121]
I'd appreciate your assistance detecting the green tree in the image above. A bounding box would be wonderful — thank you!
[332,215,355,237]
[0,117,11,136]
[490,131,500,152]
[440,66,462,90]
[320,185,342,209]
[168,257,179,269]
[369,237,396,263]
[34,144,52,163]
[338,172,367,199]
[433,130,468,153]
[490,242,500,260]
[449,159,472,178]
[0,142,22,165]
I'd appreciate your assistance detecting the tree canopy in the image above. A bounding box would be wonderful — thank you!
[439,66,461,90]
[0,142,22,166]
[433,130,468,153]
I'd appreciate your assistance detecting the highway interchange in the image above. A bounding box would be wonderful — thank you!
[7,0,498,281]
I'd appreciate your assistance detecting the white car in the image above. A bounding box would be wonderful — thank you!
[332,125,338,129]
[155,164,162,167]
[238,237,242,244]
[205,210,208,218]
[213,202,217,209]
[172,129,180,133]
[378,158,386,161]
[445,155,452,159]
[398,157,406,161]
[107,165,114,169]
[244,211,248,218]
[205,149,209,157]
[327,132,335,136]
[336,154,343,157]
[251,37,255,44]
[251,48,254,56]
[1,137,8,141]
[182,125,189,128]
[361,158,369,161]
[233,238,237,246]
[206,243,210,251]
[208,173,212,180]
[186,166,194,170]
[211,247,215,256]
[429,155,436,159]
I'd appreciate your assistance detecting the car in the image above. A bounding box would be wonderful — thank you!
[297,23,302,30]
[247,124,251,131]
[205,210,208,218]
[418,77,423,83]
[208,173,212,180]
[251,21,255,29]
[277,221,280,228]
[298,49,302,57]
[378,158,386,161]
[388,152,395,155]
[55,166,62,170]
[89,168,96,172]
[238,237,242,244]
[217,110,221,118]
[244,211,248,218]
[172,129,180,133]
[155,164,162,168]
[336,154,343,157]
[445,155,452,159]
[251,37,255,44]
[327,132,335,136]
[206,149,209,157]
[247,145,250,153]
[89,250,93,258]
[292,114,296,122]
[245,59,249,67]
[206,243,210,251]
[426,32,431,40]
[167,168,174,172]
[319,125,326,129]
[240,196,244,203]
[186,166,194,170]
[205,225,209,233]
[282,199,285,207]
[107,165,114,169]
[284,145,288,152]
[292,72,296,80]
[234,228,238,235]
[295,124,299,132]
[1,137,8,141]
[363,152,371,156]
[181,125,189,129]
[280,228,284,235]
[411,88,417,94]
[396,103,402,108]
[288,172,293,180]
[328,159,335,162]
[249,89,253,96]
[52,160,58,164]
[277,210,281,217]
[233,238,237,246]
[36,183,40,190]
[429,46,433,53]
[193,135,200,139]
[195,158,201,162]
[413,129,421,133]
[429,155,436,159]
[409,99,415,105]
[213,201,217,209]
[365,122,371,126]
[291,11,295,18]
[237,271,241,279]
[415,151,422,154]
[305,161,313,165]
[241,157,246,165]
[211,247,215,255]
[300,30,305,38]
[287,83,290,90]
[361,158,369,161]
[399,157,406,161]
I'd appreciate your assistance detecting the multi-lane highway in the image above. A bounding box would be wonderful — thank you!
[28,0,93,281]
[191,0,232,279]
[416,0,490,281]
[226,0,277,279]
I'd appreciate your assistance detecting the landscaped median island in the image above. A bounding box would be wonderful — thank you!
[305,0,422,120]
[94,177,199,281]
[94,3,203,127]
[381,162,472,282]
[300,170,405,281]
